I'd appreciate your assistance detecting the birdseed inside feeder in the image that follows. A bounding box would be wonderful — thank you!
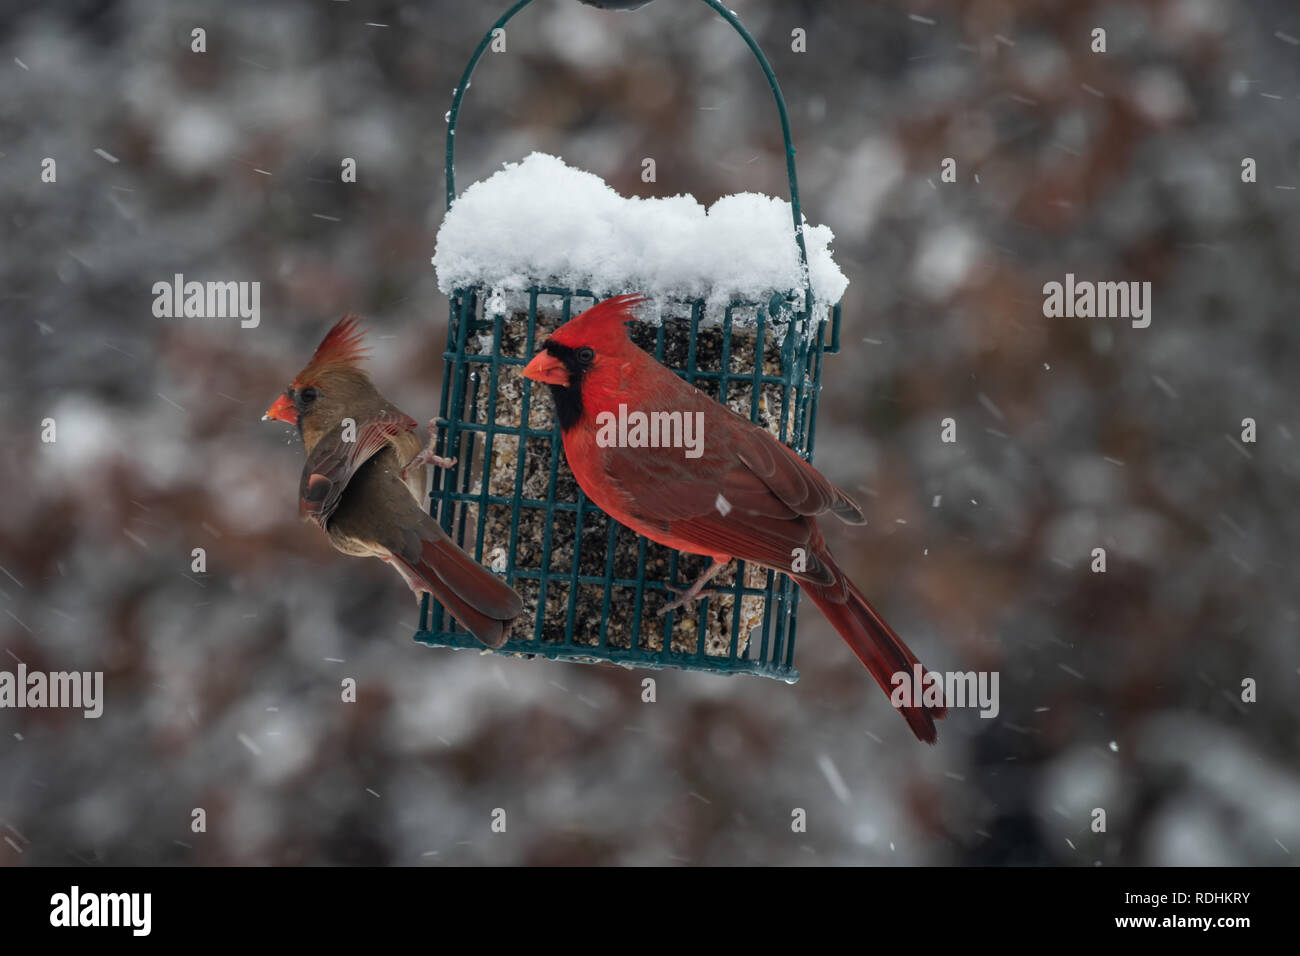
[414,0,847,682]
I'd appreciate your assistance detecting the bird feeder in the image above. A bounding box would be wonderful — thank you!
[415,0,844,682]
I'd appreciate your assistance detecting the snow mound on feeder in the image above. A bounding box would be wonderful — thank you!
[433,152,848,321]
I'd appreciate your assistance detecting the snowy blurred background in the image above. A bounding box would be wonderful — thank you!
[2,0,1297,865]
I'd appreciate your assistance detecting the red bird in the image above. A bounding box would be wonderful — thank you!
[264,316,523,648]
[523,295,946,742]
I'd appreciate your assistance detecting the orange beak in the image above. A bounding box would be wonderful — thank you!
[522,349,569,387]
[262,393,298,425]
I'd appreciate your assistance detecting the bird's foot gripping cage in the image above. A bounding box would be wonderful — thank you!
[415,0,844,682]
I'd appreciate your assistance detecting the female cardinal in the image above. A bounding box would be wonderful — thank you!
[263,316,523,647]
[522,295,946,742]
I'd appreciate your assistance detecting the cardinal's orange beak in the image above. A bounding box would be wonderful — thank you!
[522,349,569,387]
[262,393,298,425]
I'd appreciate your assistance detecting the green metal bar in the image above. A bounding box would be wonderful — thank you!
[556,293,585,648]
[727,559,744,661]
[420,567,761,593]
[771,574,789,669]
[693,573,709,660]
[662,548,681,661]
[805,322,828,459]
[412,626,797,680]
[598,516,617,649]
[504,288,540,598]
[473,309,506,563]
[790,322,811,457]
[631,534,651,652]
[719,303,733,404]
[434,291,479,636]
[784,579,801,672]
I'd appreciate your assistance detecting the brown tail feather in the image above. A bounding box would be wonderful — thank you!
[417,537,523,622]
[803,556,946,744]
[393,539,522,649]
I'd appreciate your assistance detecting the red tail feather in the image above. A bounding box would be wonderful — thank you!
[803,556,946,744]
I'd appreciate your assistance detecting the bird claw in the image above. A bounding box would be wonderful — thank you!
[656,559,729,616]
[403,450,458,478]
[402,423,457,479]
[657,586,721,616]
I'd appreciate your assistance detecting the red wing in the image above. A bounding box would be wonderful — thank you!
[603,450,833,582]
[605,371,861,519]
[299,409,418,529]
[593,376,856,581]
[733,427,864,524]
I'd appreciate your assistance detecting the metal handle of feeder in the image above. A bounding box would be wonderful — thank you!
[443,0,816,316]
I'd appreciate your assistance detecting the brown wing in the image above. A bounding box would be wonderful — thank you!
[299,409,418,529]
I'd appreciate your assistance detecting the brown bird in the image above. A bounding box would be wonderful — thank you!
[263,316,523,647]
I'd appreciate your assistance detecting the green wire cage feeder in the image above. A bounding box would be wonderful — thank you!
[414,0,844,682]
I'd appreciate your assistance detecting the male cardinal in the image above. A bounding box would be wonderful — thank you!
[263,316,523,647]
[522,295,946,742]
